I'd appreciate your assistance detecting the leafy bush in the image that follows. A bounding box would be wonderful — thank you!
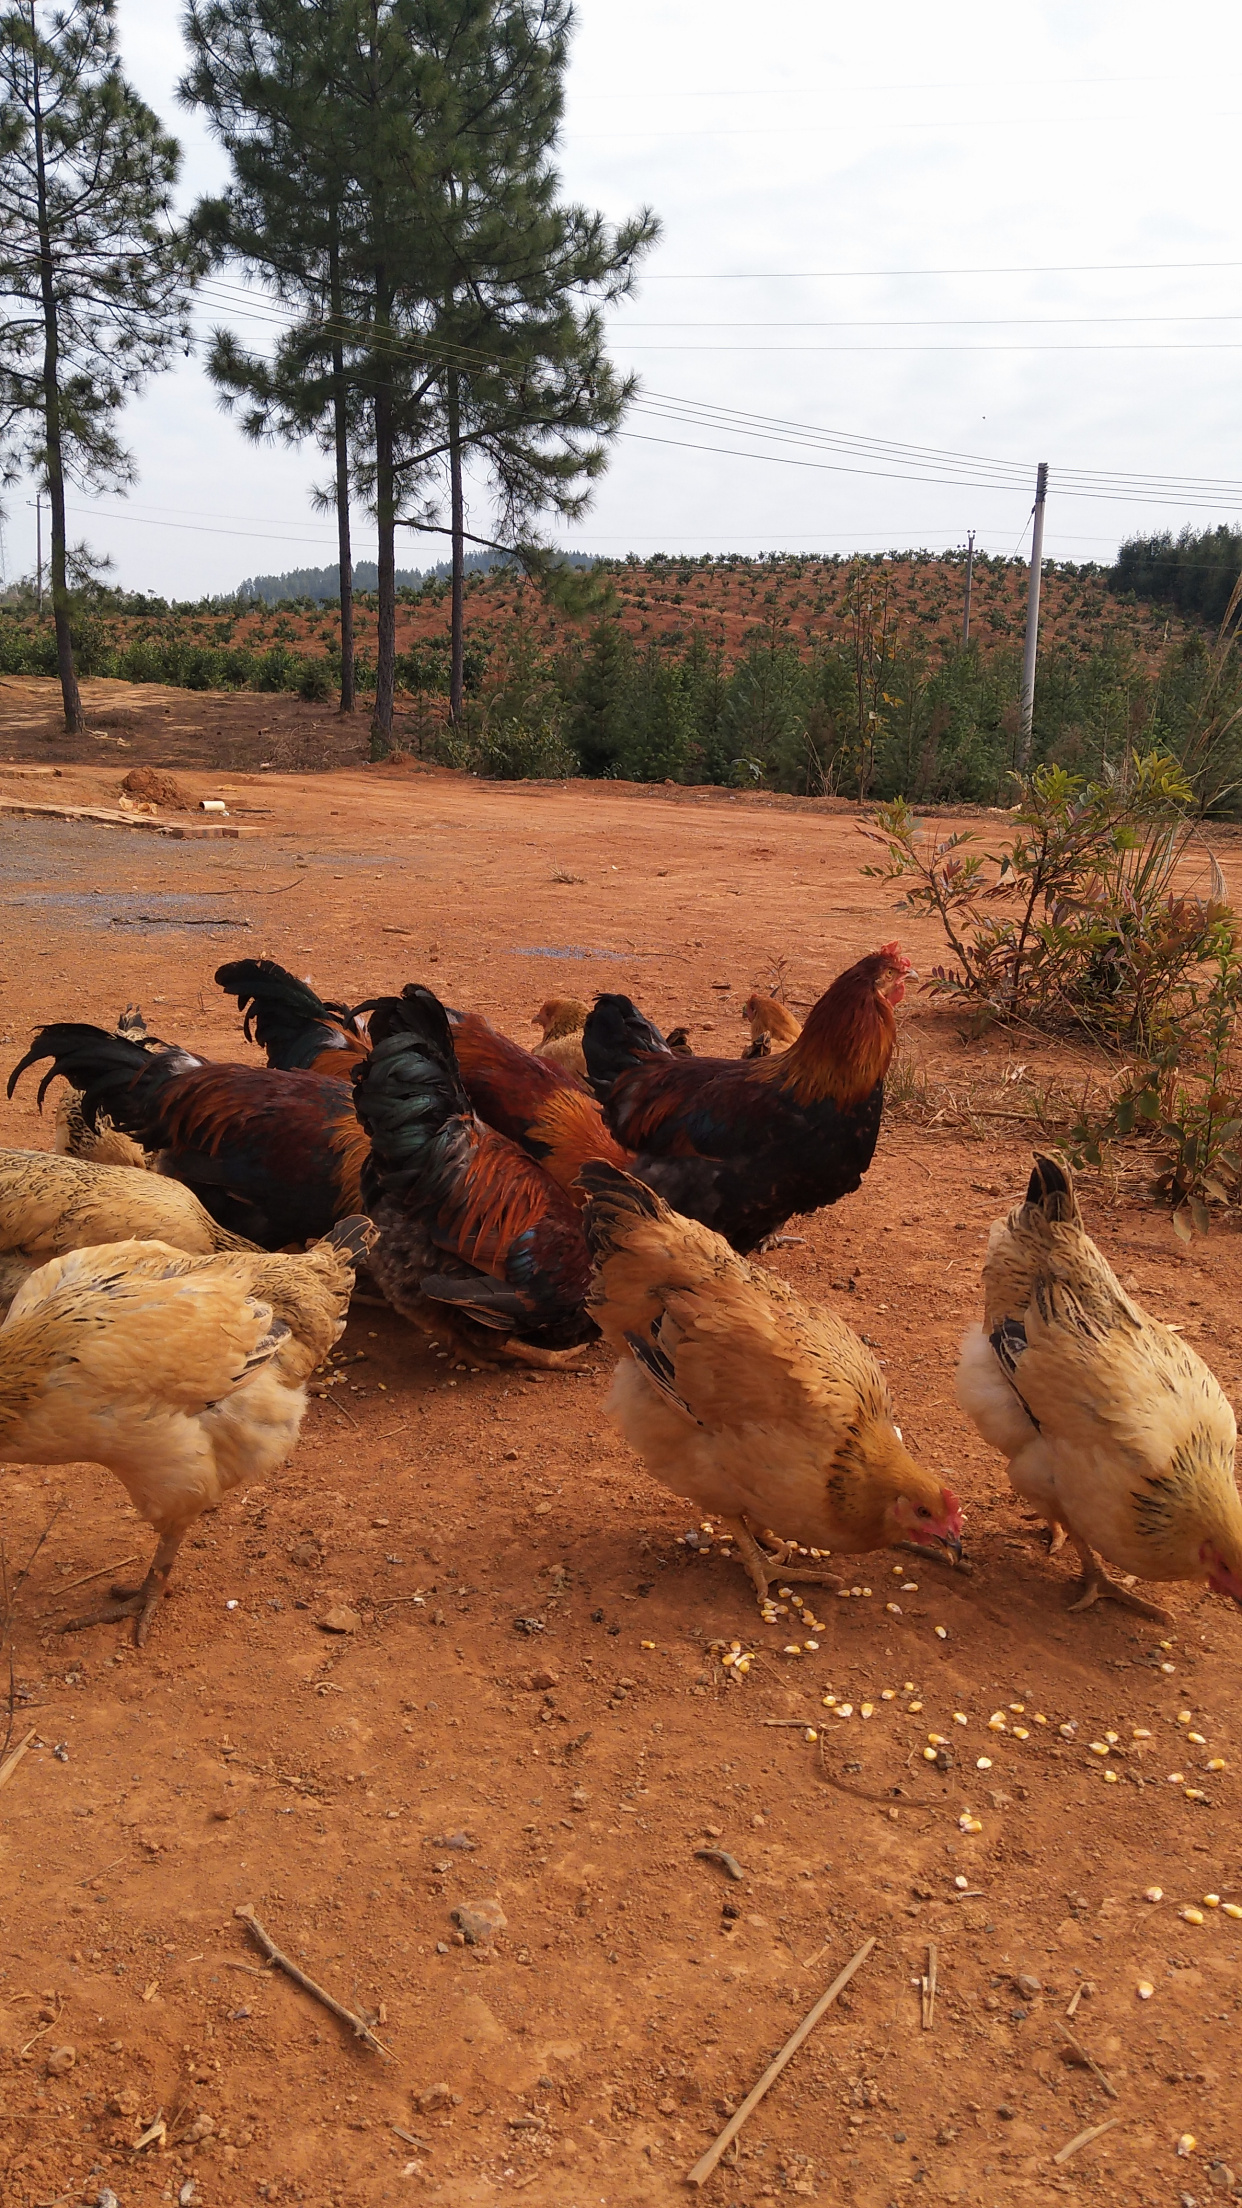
[861,753,1228,1045]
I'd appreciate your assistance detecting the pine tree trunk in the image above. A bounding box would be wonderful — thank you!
[447,369,465,722]
[30,27,81,736]
[329,221,355,714]
[371,344,396,756]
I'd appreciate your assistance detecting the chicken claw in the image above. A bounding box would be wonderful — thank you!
[59,1533,181,1647]
[732,1516,842,1608]
[1066,1537,1171,1624]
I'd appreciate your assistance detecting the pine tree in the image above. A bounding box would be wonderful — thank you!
[180,0,368,711]
[383,0,658,728]
[0,0,198,732]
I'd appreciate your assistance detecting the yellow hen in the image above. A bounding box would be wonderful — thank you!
[580,1162,962,1607]
[0,1216,374,1642]
[0,1147,257,1318]
[956,1154,1242,1621]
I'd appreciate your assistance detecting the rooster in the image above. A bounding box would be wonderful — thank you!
[8,1026,369,1250]
[353,989,596,1365]
[532,996,591,1079]
[0,1215,373,1642]
[582,944,911,1253]
[215,958,371,1078]
[581,1163,962,1607]
[444,997,631,1204]
[0,1148,257,1318]
[956,1155,1242,1622]
[54,1005,161,1168]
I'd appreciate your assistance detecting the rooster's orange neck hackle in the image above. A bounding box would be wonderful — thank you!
[768,943,911,1109]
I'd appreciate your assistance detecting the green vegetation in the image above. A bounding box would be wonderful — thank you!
[1112,524,1242,634]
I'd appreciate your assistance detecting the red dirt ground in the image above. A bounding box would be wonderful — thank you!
[1,700,1241,2208]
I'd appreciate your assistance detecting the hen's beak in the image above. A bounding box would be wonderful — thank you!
[939,1529,964,1564]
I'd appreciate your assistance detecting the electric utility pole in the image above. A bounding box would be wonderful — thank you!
[961,528,975,645]
[1018,462,1048,770]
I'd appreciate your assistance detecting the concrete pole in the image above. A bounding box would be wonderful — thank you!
[961,529,975,646]
[1018,463,1048,769]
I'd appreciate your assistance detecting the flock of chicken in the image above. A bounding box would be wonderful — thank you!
[1,945,1240,1647]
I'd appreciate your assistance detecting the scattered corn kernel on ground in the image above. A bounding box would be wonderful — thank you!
[1,732,1242,2205]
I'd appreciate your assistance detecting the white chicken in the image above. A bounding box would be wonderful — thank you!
[956,1154,1242,1621]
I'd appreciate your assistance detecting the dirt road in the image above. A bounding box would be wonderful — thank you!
[1,728,1240,2207]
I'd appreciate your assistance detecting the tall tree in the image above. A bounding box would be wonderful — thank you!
[180,0,367,711]
[0,0,198,731]
[348,0,657,749]
[392,0,658,724]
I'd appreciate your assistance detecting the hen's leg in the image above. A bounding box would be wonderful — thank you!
[60,1530,185,1647]
[1065,1533,1170,1624]
[731,1516,842,1609]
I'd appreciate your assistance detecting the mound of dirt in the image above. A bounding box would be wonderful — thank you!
[120,764,191,809]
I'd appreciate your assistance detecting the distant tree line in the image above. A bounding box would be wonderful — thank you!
[1111,526,1242,633]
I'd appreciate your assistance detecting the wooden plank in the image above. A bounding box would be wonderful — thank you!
[0,797,260,838]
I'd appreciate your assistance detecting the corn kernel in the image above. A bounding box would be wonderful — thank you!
[1203,1894,1220,1908]
[923,1747,938,1762]
[1167,1772,1185,1783]
[988,1712,1007,1731]
[1104,1769,1119,1784]
[804,1728,818,1743]
[892,1564,903,1575]
[881,1689,897,1701]
[1177,1710,1192,1724]
[735,1657,751,1675]
[804,1639,820,1652]
[1137,1981,1154,2000]
[1177,2135,1197,2157]
[1180,1908,1206,1924]
[1105,1730,1119,1744]
[1132,1727,1152,1739]
[907,1700,923,1713]
[1012,1727,1030,1740]
[953,1712,968,1726]
[1089,1741,1110,1757]
[836,1703,853,1719]
[959,1813,983,1834]
[1207,1757,1227,1771]
[1008,1702,1025,1714]
[1157,1638,1173,1650]
[885,1603,902,1615]
[860,1702,874,1719]
[862,1586,872,1597]
[1185,1787,1208,1801]
[851,1586,863,1597]
[1034,1713,1048,1725]
[1144,1886,1163,1902]
[901,1581,918,1592]
[783,1644,803,1657]
[1160,1662,1176,1674]
[640,1640,656,1650]
[1222,1902,1242,1920]
[976,1756,993,1770]
[935,1626,948,1639]
[1188,1732,1207,1745]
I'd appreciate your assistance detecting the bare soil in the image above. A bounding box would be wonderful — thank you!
[1,682,1241,2208]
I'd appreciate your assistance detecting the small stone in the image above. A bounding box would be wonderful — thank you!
[1015,1973,1041,1998]
[1208,2166,1236,2192]
[288,1538,321,1567]
[530,1668,558,1690]
[416,2081,455,2113]
[109,2088,141,2116]
[997,2104,1014,2121]
[45,2045,75,2074]
[451,1898,507,1947]
[317,1602,359,1634]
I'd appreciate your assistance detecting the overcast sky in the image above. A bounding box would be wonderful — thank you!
[7,0,1242,597]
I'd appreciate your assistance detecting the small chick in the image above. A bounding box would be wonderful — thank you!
[956,1154,1242,1621]
[741,992,803,1059]
[1,1217,374,1641]
[580,1161,962,1608]
[532,996,590,1080]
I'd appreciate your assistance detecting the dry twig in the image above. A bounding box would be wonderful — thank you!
[922,1942,938,2030]
[685,1936,877,2187]
[1053,2115,1122,2166]
[37,1555,139,1613]
[233,1904,391,2056]
[0,1727,36,1794]
[1055,2022,1117,2099]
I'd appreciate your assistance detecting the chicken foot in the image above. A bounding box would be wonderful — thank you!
[1065,1533,1170,1625]
[731,1516,842,1608]
[60,1530,184,1647]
